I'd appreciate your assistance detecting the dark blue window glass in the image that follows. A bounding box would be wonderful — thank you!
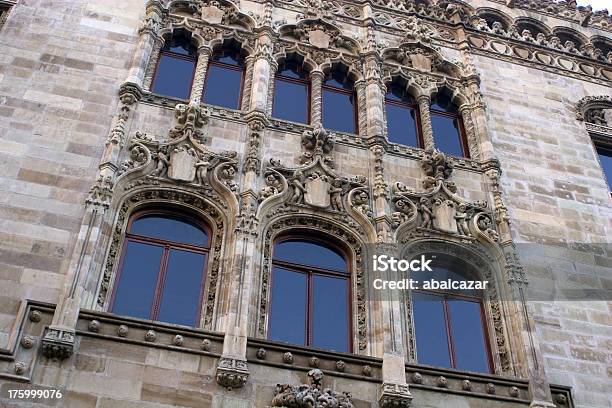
[269,267,307,345]
[151,56,196,99]
[312,275,349,352]
[322,76,356,133]
[151,36,196,99]
[413,292,452,368]
[112,241,163,320]
[112,212,209,327]
[596,146,612,190]
[431,114,464,157]
[269,237,351,352]
[203,53,243,109]
[273,64,309,124]
[274,240,347,271]
[386,102,419,147]
[158,249,207,326]
[131,214,208,246]
[448,300,489,372]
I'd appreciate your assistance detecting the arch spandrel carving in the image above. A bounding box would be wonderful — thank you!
[278,17,361,55]
[168,0,256,31]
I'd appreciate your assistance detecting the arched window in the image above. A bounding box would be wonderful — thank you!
[431,92,468,157]
[151,32,197,99]
[478,10,510,30]
[411,260,492,373]
[385,83,422,148]
[203,47,245,109]
[272,60,310,124]
[515,19,549,38]
[322,70,357,134]
[268,237,351,352]
[110,211,210,327]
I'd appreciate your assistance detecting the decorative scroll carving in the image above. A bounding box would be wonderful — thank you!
[271,369,355,407]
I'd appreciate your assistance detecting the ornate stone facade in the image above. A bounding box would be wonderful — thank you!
[0,0,610,408]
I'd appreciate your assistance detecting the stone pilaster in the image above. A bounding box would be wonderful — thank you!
[190,46,212,103]
[363,57,385,138]
[310,69,324,127]
[125,0,164,87]
[417,95,434,150]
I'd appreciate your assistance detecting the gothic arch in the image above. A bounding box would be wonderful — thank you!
[575,94,612,124]
[256,213,370,353]
[514,17,552,38]
[475,7,513,29]
[551,26,588,48]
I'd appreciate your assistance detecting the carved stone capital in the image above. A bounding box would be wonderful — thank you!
[379,382,413,408]
[41,327,75,360]
[215,357,249,390]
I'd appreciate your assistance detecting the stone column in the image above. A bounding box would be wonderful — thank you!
[417,94,434,150]
[190,46,212,104]
[310,69,324,127]
[240,56,255,111]
[248,33,275,113]
[125,0,164,88]
[363,57,385,139]
[355,79,367,136]
[42,84,142,360]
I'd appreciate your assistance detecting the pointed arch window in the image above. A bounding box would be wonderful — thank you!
[322,70,357,134]
[202,48,245,110]
[268,237,351,352]
[272,60,310,124]
[110,210,210,327]
[151,33,197,100]
[385,84,422,148]
[411,261,492,373]
[431,93,469,158]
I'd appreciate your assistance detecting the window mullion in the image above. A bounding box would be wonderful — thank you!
[191,46,212,104]
[151,245,170,320]
[307,271,313,347]
[417,94,435,150]
[444,298,457,369]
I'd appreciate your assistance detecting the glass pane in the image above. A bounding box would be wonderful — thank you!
[151,55,195,100]
[431,114,464,157]
[596,146,612,190]
[131,214,208,247]
[273,240,346,271]
[272,79,308,123]
[448,300,490,372]
[213,53,241,66]
[322,89,356,133]
[312,275,349,352]
[411,266,480,296]
[158,249,206,326]
[113,241,163,320]
[278,65,306,79]
[269,267,307,345]
[412,292,452,368]
[203,64,242,109]
[386,103,419,147]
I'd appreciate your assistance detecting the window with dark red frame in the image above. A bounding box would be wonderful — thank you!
[110,211,210,327]
[322,72,357,134]
[430,93,469,158]
[272,62,310,124]
[385,86,422,148]
[268,237,351,352]
[411,266,492,373]
[151,34,197,100]
[202,49,245,110]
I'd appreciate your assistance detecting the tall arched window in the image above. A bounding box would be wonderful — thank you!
[203,48,245,109]
[272,60,310,124]
[411,260,492,373]
[151,33,197,100]
[110,211,210,327]
[385,83,422,148]
[268,237,351,352]
[322,70,357,134]
[431,92,469,157]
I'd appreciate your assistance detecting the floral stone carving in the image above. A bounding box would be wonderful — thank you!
[271,369,355,407]
[41,327,74,360]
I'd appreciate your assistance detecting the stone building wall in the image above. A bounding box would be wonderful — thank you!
[0,0,610,407]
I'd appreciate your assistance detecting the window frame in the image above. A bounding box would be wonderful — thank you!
[412,287,493,373]
[272,63,312,124]
[591,134,612,196]
[202,49,246,110]
[109,209,211,325]
[321,77,359,134]
[151,43,197,100]
[384,93,424,149]
[430,105,470,158]
[269,234,353,352]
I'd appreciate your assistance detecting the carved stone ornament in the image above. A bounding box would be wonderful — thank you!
[379,382,413,408]
[168,0,256,30]
[41,327,74,360]
[279,18,360,53]
[575,95,612,125]
[271,369,355,408]
[215,357,249,390]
